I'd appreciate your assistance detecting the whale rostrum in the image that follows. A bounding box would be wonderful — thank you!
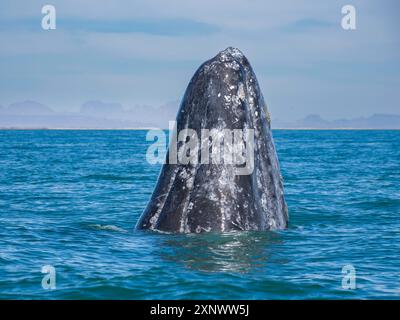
[136,47,288,233]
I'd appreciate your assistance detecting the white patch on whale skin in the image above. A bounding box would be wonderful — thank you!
[268,218,278,230]
[178,166,197,233]
[208,192,218,202]
[224,61,240,71]
[237,83,245,101]
[195,225,211,233]
[186,176,194,188]
[228,47,245,60]
[149,167,179,230]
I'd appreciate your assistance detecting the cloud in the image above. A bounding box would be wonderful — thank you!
[0,0,399,121]
[281,18,335,33]
[0,17,220,36]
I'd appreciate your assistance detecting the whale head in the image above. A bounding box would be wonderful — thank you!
[136,47,288,233]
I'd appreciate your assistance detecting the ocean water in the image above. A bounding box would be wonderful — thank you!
[0,129,399,299]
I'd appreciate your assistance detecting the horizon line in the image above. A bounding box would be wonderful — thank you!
[1,127,400,131]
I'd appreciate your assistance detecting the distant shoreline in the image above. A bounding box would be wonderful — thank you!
[0,127,399,131]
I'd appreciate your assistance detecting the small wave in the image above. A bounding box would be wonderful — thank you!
[88,224,127,233]
[83,174,132,181]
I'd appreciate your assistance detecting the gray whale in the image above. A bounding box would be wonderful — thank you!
[136,47,288,233]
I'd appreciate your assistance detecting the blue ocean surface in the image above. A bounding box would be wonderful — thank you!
[0,130,399,299]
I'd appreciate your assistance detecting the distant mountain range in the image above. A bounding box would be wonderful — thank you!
[0,100,399,129]
[0,100,176,129]
[273,114,400,129]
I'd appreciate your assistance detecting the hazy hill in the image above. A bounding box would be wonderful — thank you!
[1,101,54,116]
[80,101,126,119]
[1,100,399,129]
[273,114,400,129]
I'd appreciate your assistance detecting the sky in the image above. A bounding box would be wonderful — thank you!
[0,0,399,122]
